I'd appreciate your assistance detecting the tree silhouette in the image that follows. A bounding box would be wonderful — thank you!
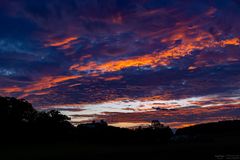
[0,96,72,130]
[0,97,37,125]
[151,120,164,129]
[48,110,70,122]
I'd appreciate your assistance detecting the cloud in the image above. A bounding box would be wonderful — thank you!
[69,37,240,73]
[95,104,240,128]
[45,36,78,48]
[1,0,240,127]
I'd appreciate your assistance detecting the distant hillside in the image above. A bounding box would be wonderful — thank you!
[176,120,240,136]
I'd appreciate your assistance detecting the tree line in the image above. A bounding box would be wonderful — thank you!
[0,96,240,144]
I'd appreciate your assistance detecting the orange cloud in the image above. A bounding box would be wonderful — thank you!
[189,39,240,69]
[79,54,92,61]
[220,37,240,46]
[70,35,240,73]
[70,61,98,71]
[205,7,217,16]
[0,86,22,93]
[102,75,123,81]
[24,75,81,93]
[112,13,123,24]
[0,75,82,99]
[45,36,78,48]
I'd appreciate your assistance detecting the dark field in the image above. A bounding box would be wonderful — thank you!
[1,134,240,160]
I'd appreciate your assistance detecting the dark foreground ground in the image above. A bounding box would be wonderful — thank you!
[1,134,240,160]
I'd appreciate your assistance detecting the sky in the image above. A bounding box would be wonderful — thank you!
[0,0,240,128]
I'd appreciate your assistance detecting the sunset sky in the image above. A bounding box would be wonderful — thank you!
[0,0,240,128]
